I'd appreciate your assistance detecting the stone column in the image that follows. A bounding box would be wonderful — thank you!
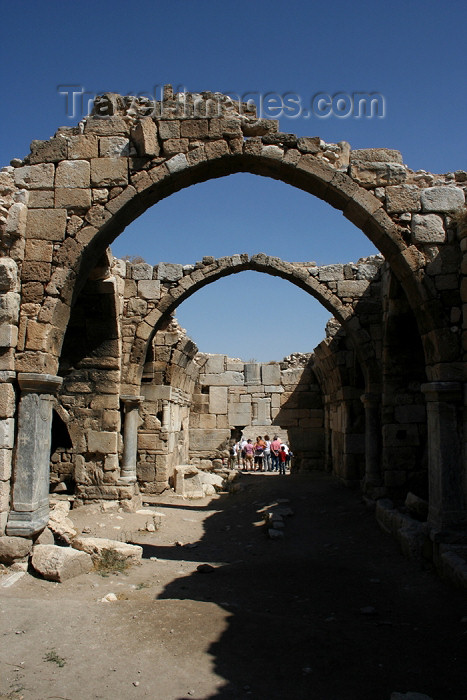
[162,400,170,431]
[360,393,382,487]
[7,373,62,537]
[421,382,464,530]
[120,395,144,483]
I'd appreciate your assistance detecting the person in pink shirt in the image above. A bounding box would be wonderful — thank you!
[243,439,255,471]
[270,435,281,472]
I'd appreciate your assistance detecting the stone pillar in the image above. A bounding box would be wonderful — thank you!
[6,373,62,537]
[244,363,261,386]
[421,382,464,530]
[360,393,382,487]
[162,400,170,431]
[120,395,144,483]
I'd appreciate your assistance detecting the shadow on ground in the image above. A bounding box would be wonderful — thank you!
[153,472,467,700]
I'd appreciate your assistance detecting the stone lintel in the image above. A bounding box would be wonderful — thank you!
[120,395,144,406]
[421,382,462,402]
[18,372,63,394]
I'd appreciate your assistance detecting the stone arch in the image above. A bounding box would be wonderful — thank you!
[3,87,464,538]
[11,88,464,384]
[122,253,382,392]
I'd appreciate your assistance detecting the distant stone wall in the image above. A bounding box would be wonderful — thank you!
[190,352,324,471]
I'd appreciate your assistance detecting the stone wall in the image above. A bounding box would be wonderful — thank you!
[0,86,465,537]
[189,352,324,471]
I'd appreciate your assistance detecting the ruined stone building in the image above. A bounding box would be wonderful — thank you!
[0,87,465,575]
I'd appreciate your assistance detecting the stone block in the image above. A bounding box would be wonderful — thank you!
[131,262,153,280]
[0,448,12,480]
[72,536,143,562]
[26,208,67,241]
[350,162,406,188]
[28,191,55,208]
[421,186,464,213]
[158,120,180,140]
[166,154,188,173]
[131,118,160,157]
[0,325,18,349]
[385,184,421,213]
[90,158,128,187]
[157,262,183,281]
[0,536,32,564]
[297,137,320,154]
[25,239,53,263]
[0,258,18,292]
[318,264,344,281]
[32,544,93,581]
[99,136,132,158]
[55,160,90,188]
[162,138,189,157]
[200,371,244,386]
[204,355,225,374]
[55,188,92,210]
[0,419,14,450]
[137,279,161,299]
[86,430,117,454]
[5,202,28,237]
[209,386,228,414]
[411,214,445,243]
[29,136,68,164]
[337,279,370,296]
[261,364,281,385]
[205,140,229,159]
[180,119,209,138]
[67,134,99,159]
[84,116,129,135]
[14,163,55,189]
[228,402,252,426]
[189,429,230,450]
[199,414,217,429]
[350,148,403,164]
[0,292,20,325]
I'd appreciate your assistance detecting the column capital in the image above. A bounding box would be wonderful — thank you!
[17,373,63,394]
[120,395,144,407]
[421,381,462,402]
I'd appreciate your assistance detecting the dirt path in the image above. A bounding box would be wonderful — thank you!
[1,472,466,700]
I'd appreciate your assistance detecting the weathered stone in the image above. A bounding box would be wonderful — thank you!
[55,160,90,188]
[209,386,228,414]
[0,535,32,563]
[26,208,67,241]
[350,162,407,188]
[14,163,55,189]
[411,214,445,243]
[350,148,403,164]
[0,258,18,292]
[5,202,28,237]
[385,185,421,214]
[31,544,93,581]
[29,137,68,164]
[72,536,143,562]
[55,188,92,210]
[157,262,184,281]
[420,186,465,213]
[86,430,118,454]
[90,158,128,186]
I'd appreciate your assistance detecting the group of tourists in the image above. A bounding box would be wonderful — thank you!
[229,435,292,475]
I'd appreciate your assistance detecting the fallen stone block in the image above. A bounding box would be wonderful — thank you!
[0,535,32,564]
[31,544,93,582]
[72,536,143,562]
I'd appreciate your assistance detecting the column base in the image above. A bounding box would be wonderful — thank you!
[6,504,49,537]
[118,475,137,485]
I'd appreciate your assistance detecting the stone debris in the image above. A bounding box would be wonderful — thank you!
[47,501,77,544]
[31,544,93,582]
[72,536,143,562]
[0,535,32,564]
[100,592,118,602]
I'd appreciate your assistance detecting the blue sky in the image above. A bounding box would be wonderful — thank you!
[2,0,465,361]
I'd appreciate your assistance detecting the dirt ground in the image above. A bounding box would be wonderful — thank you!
[1,471,466,700]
